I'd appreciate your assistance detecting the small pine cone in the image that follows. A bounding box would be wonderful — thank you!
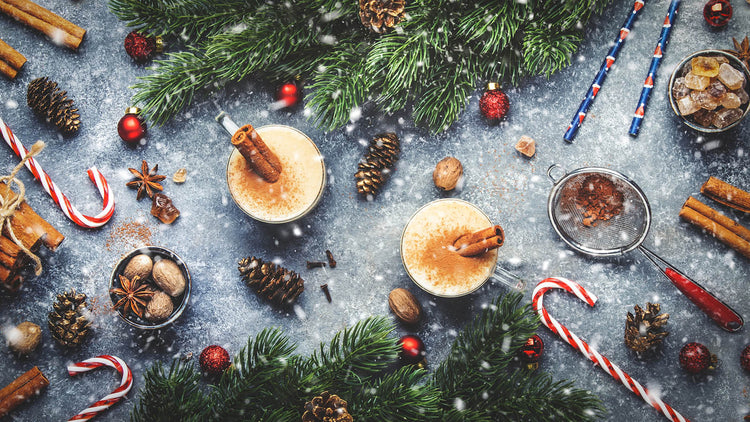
[624,302,669,353]
[355,132,399,198]
[359,0,405,34]
[48,289,91,347]
[238,257,304,306]
[302,391,353,422]
[27,77,81,135]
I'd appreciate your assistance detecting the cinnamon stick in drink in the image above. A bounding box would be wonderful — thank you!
[701,176,750,213]
[0,38,26,79]
[0,0,85,50]
[456,235,503,257]
[231,124,282,183]
[679,196,750,259]
[453,225,504,250]
[0,366,49,418]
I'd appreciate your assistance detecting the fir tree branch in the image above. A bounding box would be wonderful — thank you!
[130,360,207,422]
[351,366,442,420]
[523,27,582,77]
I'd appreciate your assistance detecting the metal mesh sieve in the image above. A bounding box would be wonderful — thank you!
[547,167,652,256]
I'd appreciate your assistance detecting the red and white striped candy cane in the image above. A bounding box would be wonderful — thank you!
[532,277,689,422]
[0,117,114,228]
[67,355,133,421]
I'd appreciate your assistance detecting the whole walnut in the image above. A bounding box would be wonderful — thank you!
[145,291,174,322]
[433,157,463,191]
[7,321,42,354]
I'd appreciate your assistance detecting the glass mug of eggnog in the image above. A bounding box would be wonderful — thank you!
[217,112,326,224]
[400,199,525,297]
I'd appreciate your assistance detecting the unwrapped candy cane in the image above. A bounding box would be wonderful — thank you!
[532,277,689,422]
[67,355,132,421]
[0,117,114,228]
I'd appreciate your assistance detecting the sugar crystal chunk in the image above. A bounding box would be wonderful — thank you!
[720,92,741,109]
[672,77,690,99]
[684,72,710,90]
[691,57,720,77]
[677,95,699,115]
[717,63,745,90]
[690,90,720,110]
[151,193,180,224]
[706,80,727,99]
[710,55,730,65]
[734,88,749,104]
[693,109,716,127]
[681,62,692,76]
[712,108,743,128]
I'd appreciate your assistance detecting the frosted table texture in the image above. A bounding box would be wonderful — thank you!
[1,0,750,421]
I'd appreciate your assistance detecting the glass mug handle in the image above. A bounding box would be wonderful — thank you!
[491,266,526,292]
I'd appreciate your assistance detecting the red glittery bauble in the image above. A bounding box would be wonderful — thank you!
[199,345,231,375]
[275,81,303,109]
[124,31,160,63]
[519,335,544,364]
[679,342,714,374]
[479,83,510,121]
[399,334,426,365]
[741,344,750,371]
[117,108,146,144]
[703,0,732,27]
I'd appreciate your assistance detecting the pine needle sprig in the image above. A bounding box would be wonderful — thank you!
[131,360,208,422]
[523,27,583,77]
[351,366,442,420]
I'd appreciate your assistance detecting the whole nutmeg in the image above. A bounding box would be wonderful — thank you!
[123,254,153,281]
[7,321,42,354]
[145,291,174,322]
[152,258,186,297]
[433,157,463,191]
[388,288,422,325]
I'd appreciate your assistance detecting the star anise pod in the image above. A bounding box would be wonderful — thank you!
[725,36,750,69]
[110,275,154,318]
[127,160,166,200]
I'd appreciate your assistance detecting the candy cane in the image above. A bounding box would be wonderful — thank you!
[532,277,689,422]
[67,355,133,421]
[0,117,114,228]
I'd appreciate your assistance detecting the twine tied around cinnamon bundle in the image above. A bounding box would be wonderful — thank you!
[0,141,45,275]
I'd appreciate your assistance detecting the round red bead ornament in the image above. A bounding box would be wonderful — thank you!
[199,345,231,375]
[703,0,732,27]
[117,107,147,144]
[275,80,303,109]
[479,82,510,122]
[679,342,716,374]
[124,31,163,63]
[398,334,426,366]
[518,335,544,370]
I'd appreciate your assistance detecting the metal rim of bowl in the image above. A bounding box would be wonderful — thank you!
[225,124,327,225]
[109,246,191,330]
[668,49,750,133]
[400,198,498,298]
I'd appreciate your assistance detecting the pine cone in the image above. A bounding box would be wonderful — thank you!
[238,257,304,306]
[359,0,405,34]
[624,303,669,353]
[302,391,353,422]
[355,132,399,198]
[27,77,80,135]
[48,289,91,347]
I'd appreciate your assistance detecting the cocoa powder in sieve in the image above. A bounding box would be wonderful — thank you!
[574,175,624,227]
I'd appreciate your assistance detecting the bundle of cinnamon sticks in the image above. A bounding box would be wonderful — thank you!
[679,177,750,260]
[0,367,49,418]
[453,225,504,257]
[0,39,26,79]
[0,0,85,51]
[0,182,64,291]
[231,124,282,183]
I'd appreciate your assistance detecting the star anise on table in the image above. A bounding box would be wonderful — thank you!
[127,160,166,200]
[110,275,154,318]
[725,36,750,69]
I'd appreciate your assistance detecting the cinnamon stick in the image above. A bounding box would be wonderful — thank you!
[0,235,26,271]
[0,38,26,79]
[680,196,750,260]
[701,176,750,213]
[0,0,85,50]
[0,366,49,418]
[457,236,503,257]
[453,225,504,250]
[231,124,281,183]
[3,274,23,291]
[0,182,65,251]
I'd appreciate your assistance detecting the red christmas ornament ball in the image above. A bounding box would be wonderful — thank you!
[276,81,303,108]
[124,31,162,63]
[199,345,231,375]
[117,107,147,144]
[679,342,714,374]
[703,0,732,27]
[519,335,544,364]
[479,82,510,121]
[399,334,426,365]
[741,344,750,371]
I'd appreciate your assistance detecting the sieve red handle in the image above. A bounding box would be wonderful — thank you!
[639,246,743,332]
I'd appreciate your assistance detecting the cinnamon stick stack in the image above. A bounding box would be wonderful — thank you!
[0,0,86,51]
[0,182,64,291]
[0,367,49,418]
[231,124,282,183]
[0,38,26,79]
[453,225,504,257]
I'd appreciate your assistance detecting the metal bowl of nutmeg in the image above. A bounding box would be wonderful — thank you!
[109,246,191,330]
